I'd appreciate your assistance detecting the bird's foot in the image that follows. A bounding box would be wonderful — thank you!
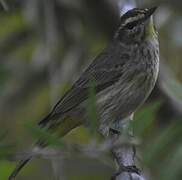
[109,128,121,135]
[111,165,141,180]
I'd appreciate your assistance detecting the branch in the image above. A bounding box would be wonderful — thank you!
[11,131,142,179]
[108,116,146,180]
[110,136,145,180]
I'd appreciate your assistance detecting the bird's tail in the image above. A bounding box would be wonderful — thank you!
[8,156,32,180]
[8,113,52,180]
[9,112,82,179]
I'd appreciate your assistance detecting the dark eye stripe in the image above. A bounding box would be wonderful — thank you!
[120,16,144,30]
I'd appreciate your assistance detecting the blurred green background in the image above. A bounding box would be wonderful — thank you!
[0,0,182,180]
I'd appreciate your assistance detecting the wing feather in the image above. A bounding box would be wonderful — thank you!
[39,44,129,125]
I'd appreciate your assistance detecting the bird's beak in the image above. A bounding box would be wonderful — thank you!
[145,7,157,20]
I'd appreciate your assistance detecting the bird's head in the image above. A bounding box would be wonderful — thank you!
[114,7,158,44]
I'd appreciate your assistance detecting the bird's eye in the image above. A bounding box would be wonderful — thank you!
[125,22,137,30]
[126,24,134,29]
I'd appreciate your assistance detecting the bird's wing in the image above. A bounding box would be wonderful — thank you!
[39,45,128,125]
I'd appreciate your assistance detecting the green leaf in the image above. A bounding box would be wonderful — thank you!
[0,131,14,160]
[160,144,182,180]
[86,80,98,136]
[144,121,182,166]
[0,12,27,40]
[130,101,161,136]
[0,161,16,180]
[25,122,65,147]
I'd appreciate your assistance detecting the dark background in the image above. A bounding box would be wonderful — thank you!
[0,0,182,179]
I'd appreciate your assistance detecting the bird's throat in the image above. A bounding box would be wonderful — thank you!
[145,17,157,39]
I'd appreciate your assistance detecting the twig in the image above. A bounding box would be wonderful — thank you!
[109,116,146,180]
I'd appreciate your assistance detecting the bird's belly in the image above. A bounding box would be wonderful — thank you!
[75,56,159,136]
[96,72,157,126]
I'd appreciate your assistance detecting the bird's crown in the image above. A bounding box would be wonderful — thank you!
[119,7,157,28]
[114,7,157,42]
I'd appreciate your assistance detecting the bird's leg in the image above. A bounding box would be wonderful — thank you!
[109,118,124,136]
[109,114,142,180]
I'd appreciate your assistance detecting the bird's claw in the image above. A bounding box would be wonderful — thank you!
[109,128,121,135]
[111,165,141,180]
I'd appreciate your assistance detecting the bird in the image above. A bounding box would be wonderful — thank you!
[9,7,159,179]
